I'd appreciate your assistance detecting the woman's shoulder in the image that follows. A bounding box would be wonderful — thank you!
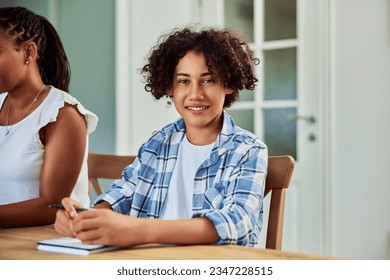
[43,87,98,134]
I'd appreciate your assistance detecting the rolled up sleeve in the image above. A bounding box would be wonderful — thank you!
[193,146,267,246]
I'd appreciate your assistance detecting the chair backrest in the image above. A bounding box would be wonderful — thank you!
[87,153,136,196]
[264,155,295,250]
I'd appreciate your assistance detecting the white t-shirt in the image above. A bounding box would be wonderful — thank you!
[160,136,214,220]
[0,87,98,207]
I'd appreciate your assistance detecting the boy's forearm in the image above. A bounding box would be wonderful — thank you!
[142,217,219,245]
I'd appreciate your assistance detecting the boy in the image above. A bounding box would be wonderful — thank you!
[55,27,267,247]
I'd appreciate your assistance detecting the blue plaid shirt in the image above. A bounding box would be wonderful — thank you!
[95,112,268,246]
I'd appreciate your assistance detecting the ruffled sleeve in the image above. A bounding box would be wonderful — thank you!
[37,87,98,135]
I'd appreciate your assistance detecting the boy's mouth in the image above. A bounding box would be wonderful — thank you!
[186,106,209,111]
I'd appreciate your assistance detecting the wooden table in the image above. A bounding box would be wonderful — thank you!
[0,225,332,260]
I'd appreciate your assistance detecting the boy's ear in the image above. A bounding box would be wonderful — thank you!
[225,88,234,95]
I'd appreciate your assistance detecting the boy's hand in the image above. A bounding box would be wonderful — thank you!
[53,197,81,237]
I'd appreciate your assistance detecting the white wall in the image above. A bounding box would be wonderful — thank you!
[331,0,390,259]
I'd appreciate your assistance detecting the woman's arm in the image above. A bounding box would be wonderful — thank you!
[0,105,87,227]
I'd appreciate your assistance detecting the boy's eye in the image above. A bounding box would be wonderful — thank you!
[178,79,189,84]
[202,79,215,84]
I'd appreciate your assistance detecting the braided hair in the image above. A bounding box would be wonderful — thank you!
[141,26,259,108]
[0,6,71,92]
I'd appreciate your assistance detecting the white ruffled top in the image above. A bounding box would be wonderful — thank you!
[0,86,98,207]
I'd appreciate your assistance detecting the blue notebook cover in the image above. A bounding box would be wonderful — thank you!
[37,237,119,256]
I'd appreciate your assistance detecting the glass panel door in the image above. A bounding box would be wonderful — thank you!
[201,0,324,255]
[224,0,254,41]
[225,0,298,159]
[264,0,296,40]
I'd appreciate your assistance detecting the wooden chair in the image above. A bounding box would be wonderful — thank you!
[87,153,136,196]
[87,153,294,250]
[264,155,295,250]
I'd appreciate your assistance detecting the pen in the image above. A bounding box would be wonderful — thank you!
[49,204,89,212]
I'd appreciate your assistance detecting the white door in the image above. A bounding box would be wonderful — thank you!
[198,0,325,255]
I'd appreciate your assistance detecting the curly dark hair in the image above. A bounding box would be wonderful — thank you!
[0,6,71,92]
[141,26,259,108]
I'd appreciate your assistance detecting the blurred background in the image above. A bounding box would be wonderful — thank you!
[1,0,389,260]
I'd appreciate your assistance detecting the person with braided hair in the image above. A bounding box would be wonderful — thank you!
[0,7,98,226]
[55,26,267,248]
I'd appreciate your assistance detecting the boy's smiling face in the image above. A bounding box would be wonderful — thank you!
[170,51,232,145]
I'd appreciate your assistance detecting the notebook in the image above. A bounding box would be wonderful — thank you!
[37,237,119,256]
